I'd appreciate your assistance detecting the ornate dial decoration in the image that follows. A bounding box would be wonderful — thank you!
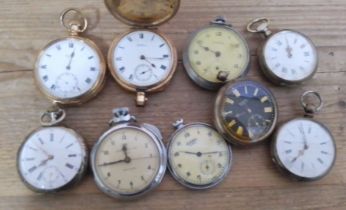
[263,30,318,82]
[168,123,231,189]
[215,80,278,145]
[110,30,174,87]
[274,119,336,180]
[17,127,86,192]
[35,38,104,101]
[187,27,249,84]
[93,127,161,195]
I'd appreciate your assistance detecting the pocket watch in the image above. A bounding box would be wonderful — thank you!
[105,0,179,106]
[247,18,318,86]
[214,80,278,146]
[90,108,167,199]
[167,119,232,190]
[17,106,88,193]
[34,8,106,105]
[272,91,336,181]
[183,17,251,90]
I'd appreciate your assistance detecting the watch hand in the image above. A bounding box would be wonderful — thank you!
[33,142,51,157]
[298,124,309,150]
[144,56,169,60]
[291,149,305,163]
[197,43,221,58]
[285,37,293,58]
[98,159,127,167]
[140,55,156,68]
[37,155,54,168]
[66,48,76,70]
[179,151,225,156]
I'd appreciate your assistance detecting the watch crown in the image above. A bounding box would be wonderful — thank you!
[109,107,136,126]
[173,119,185,130]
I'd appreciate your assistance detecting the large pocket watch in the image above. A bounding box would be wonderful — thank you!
[183,17,251,90]
[105,0,179,106]
[167,119,232,190]
[34,9,106,105]
[272,91,336,181]
[90,108,167,199]
[17,106,88,193]
[247,18,318,86]
[214,80,278,146]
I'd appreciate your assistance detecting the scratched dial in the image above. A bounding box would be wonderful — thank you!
[110,30,174,87]
[105,0,180,26]
[17,127,86,192]
[92,127,162,195]
[168,124,231,188]
[215,80,278,145]
[186,26,249,85]
[274,118,336,180]
[263,30,318,83]
[35,38,104,101]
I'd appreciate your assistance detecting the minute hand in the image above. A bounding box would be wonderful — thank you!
[98,159,126,167]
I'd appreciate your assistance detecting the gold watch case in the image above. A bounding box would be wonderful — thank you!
[34,9,107,106]
[105,0,180,106]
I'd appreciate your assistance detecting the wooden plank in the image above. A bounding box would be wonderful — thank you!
[0,0,345,209]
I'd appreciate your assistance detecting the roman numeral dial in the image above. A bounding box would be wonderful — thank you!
[17,127,86,192]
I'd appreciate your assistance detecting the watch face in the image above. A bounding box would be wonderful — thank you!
[263,30,318,82]
[105,0,180,26]
[17,127,86,192]
[92,126,165,197]
[274,119,336,180]
[35,37,105,102]
[186,26,249,84]
[110,30,175,88]
[215,80,278,145]
[168,124,231,189]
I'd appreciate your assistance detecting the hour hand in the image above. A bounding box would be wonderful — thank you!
[98,159,126,167]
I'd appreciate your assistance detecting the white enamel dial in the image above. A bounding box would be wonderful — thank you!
[263,30,317,82]
[36,37,103,100]
[92,127,162,195]
[168,124,231,188]
[274,119,336,179]
[18,127,86,191]
[111,30,174,87]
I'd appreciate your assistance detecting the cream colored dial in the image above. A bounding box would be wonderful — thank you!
[168,124,231,188]
[93,127,160,195]
[187,26,249,83]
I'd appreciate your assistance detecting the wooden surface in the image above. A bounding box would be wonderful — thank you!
[0,0,346,209]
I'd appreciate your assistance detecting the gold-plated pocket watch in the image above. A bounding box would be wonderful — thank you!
[34,9,106,105]
[167,119,232,190]
[214,80,278,146]
[17,106,88,193]
[247,18,318,86]
[91,108,167,199]
[272,91,336,181]
[183,17,251,90]
[105,0,179,106]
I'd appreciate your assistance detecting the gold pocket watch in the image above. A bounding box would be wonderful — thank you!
[214,80,278,146]
[247,18,318,86]
[91,108,167,199]
[272,91,336,181]
[34,9,106,105]
[183,17,251,90]
[17,106,88,193]
[167,119,232,190]
[105,0,179,106]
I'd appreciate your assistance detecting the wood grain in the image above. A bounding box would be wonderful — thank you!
[0,0,346,209]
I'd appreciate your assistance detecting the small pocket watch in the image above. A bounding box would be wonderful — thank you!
[167,119,232,190]
[247,18,318,86]
[272,91,336,181]
[90,108,167,199]
[105,0,179,106]
[183,17,251,90]
[214,80,278,146]
[34,9,106,105]
[17,106,88,193]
